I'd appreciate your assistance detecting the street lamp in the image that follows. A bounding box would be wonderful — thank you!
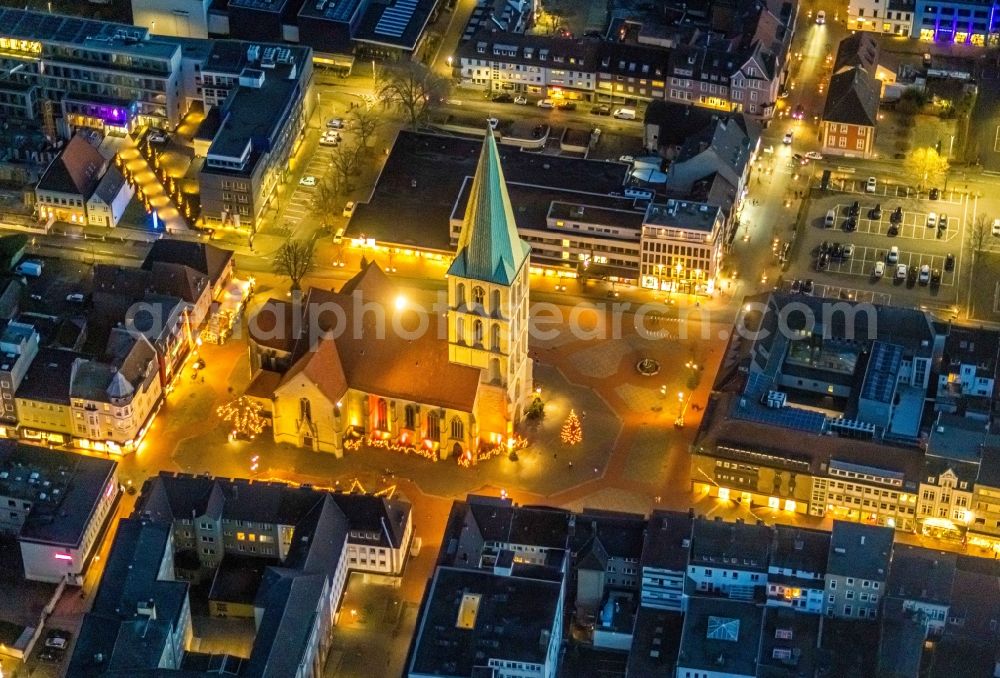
[447,56,453,67]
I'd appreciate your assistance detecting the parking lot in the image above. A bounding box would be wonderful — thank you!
[787,172,969,308]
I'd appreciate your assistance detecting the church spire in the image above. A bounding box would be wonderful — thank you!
[447,129,530,285]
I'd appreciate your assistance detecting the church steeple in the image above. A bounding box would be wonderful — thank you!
[447,130,530,285]
[446,128,533,431]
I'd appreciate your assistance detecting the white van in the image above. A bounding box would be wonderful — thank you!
[613,107,636,120]
[824,209,836,227]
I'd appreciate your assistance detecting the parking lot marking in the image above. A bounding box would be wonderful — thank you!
[818,244,955,287]
[994,126,1000,153]
[827,202,960,242]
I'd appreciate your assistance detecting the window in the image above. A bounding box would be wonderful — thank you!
[376,399,389,431]
[427,411,440,439]
[299,398,311,422]
[491,324,501,351]
[472,286,485,307]
[456,283,465,307]
[473,320,484,346]
[405,405,416,430]
[450,417,464,440]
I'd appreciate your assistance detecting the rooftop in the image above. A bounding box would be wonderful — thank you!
[757,607,820,678]
[886,544,957,606]
[770,526,830,576]
[640,510,693,572]
[409,566,562,676]
[36,135,107,198]
[690,517,772,572]
[0,9,177,60]
[677,597,763,676]
[827,521,893,581]
[625,608,683,677]
[644,199,722,233]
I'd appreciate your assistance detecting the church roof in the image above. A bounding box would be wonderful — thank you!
[447,131,530,286]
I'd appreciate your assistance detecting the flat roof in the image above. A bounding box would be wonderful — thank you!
[677,597,763,676]
[0,9,178,60]
[0,442,118,547]
[410,567,562,676]
[353,0,438,51]
[350,130,631,249]
[643,199,721,233]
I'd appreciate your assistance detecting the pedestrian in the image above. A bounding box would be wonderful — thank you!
[593,467,598,474]
[568,461,573,468]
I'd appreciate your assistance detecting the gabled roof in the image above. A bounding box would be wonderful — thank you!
[886,544,956,606]
[142,239,234,287]
[447,131,530,285]
[834,32,879,77]
[822,67,880,127]
[36,135,106,198]
[827,521,893,580]
[91,165,129,206]
[276,335,348,405]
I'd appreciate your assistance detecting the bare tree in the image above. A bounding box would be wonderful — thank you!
[272,237,316,291]
[348,106,381,153]
[313,176,341,229]
[377,62,447,129]
[329,143,362,195]
[971,213,991,254]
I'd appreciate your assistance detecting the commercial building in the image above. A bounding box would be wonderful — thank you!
[639,199,725,294]
[692,293,967,529]
[0,442,118,584]
[34,135,134,227]
[911,0,1000,44]
[969,445,1000,551]
[132,0,440,60]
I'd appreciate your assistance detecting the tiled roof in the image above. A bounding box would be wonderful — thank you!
[36,134,106,198]
[822,67,879,127]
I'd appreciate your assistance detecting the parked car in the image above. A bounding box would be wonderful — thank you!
[926,212,937,228]
[590,104,611,115]
[613,107,637,119]
[65,293,85,303]
[805,151,823,160]
[817,241,830,256]
[938,214,947,230]
[148,131,168,144]
[931,268,941,285]
[816,253,830,270]
[790,279,801,293]
[802,279,815,295]
[299,175,317,187]
[824,209,836,227]
[44,630,70,650]
[865,176,877,193]
[887,246,900,263]
[792,153,807,164]
[342,201,356,218]
[869,204,882,220]
[919,264,931,285]
[537,99,554,108]
[491,92,513,103]
[945,253,955,270]
[929,187,940,200]
[849,200,860,217]
[842,243,855,258]
[890,206,903,223]
[15,260,42,277]
[514,95,528,105]
[487,116,499,129]
[326,117,344,129]
[907,266,918,286]
[993,218,1000,236]
[782,131,793,144]
[873,261,885,278]
[895,263,907,281]
[319,131,340,146]
[843,216,857,232]
[556,100,576,110]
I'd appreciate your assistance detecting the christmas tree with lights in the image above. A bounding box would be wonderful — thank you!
[561,409,582,445]
[217,396,270,440]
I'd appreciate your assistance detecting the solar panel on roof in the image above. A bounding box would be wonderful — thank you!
[375,0,417,37]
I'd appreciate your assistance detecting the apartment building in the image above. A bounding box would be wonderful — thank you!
[0,442,119,584]
[639,510,692,611]
[969,446,1000,551]
[457,30,600,101]
[849,0,917,35]
[934,325,1000,414]
[72,470,405,677]
[885,544,957,635]
[766,526,829,614]
[34,135,133,227]
[0,321,39,427]
[194,42,313,231]
[571,509,646,615]
[917,415,985,538]
[824,522,893,620]
[686,517,771,601]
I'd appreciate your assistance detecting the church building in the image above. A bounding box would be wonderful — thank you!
[244,131,533,461]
